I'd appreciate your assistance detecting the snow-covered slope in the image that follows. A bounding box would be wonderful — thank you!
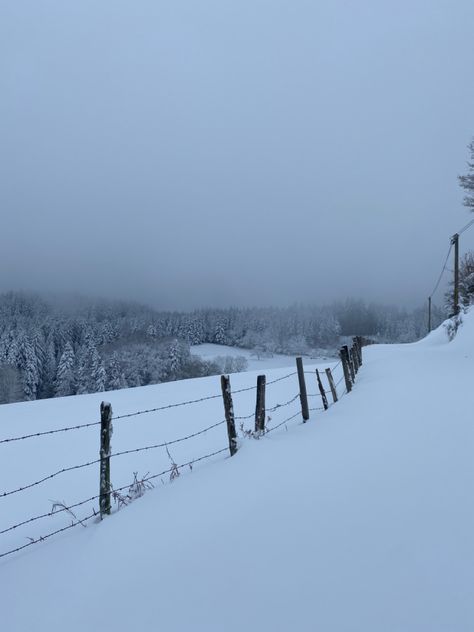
[0,315,473,631]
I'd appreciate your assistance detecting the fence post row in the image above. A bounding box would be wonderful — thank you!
[325,368,338,403]
[99,401,113,518]
[255,375,266,434]
[296,356,310,422]
[221,375,238,456]
[316,369,329,410]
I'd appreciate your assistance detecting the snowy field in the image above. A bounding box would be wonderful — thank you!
[191,342,337,371]
[0,313,473,631]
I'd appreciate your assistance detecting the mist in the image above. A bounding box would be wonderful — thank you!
[1,0,474,310]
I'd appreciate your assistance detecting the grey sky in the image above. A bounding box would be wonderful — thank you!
[1,0,474,310]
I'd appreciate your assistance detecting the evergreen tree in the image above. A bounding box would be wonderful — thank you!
[459,138,474,210]
[55,342,75,397]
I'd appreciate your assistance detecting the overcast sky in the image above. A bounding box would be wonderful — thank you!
[1,0,474,310]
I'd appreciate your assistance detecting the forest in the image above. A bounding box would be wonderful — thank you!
[0,291,444,404]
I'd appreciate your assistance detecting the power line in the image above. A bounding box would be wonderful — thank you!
[457,218,474,235]
[429,242,453,299]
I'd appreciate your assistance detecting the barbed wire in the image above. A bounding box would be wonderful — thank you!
[234,412,255,421]
[265,371,297,386]
[0,457,102,499]
[112,393,223,421]
[235,392,301,421]
[0,419,227,500]
[307,391,331,397]
[267,393,300,412]
[0,447,228,559]
[0,510,99,560]
[0,372,299,446]
[0,420,101,445]
[265,409,301,434]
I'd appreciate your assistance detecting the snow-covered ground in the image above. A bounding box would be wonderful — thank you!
[0,313,473,631]
[191,342,336,371]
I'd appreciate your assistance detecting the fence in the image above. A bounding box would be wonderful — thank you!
[0,337,365,561]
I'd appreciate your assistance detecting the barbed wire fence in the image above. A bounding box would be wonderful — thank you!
[0,337,366,561]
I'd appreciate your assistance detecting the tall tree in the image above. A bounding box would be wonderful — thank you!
[55,342,75,397]
[459,138,474,210]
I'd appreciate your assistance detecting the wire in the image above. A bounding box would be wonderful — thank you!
[429,242,453,299]
[0,419,227,499]
[0,447,229,559]
[112,393,222,421]
[0,374,299,446]
[457,218,474,235]
[266,393,300,412]
[0,420,101,445]
[0,510,98,560]
[266,371,298,386]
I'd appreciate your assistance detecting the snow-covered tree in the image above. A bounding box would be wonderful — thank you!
[54,342,75,397]
[459,138,474,210]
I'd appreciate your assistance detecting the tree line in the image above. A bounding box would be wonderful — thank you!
[0,292,444,404]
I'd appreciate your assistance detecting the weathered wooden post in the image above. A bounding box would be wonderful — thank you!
[255,374,266,434]
[99,401,113,518]
[325,368,338,403]
[221,375,238,456]
[355,336,363,365]
[352,337,361,370]
[296,357,310,422]
[351,344,360,373]
[345,344,356,381]
[316,369,328,410]
[339,347,352,393]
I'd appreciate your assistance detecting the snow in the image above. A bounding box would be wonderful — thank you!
[191,342,337,371]
[0,314,473,631]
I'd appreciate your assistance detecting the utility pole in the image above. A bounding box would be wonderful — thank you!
[451,233,459,316]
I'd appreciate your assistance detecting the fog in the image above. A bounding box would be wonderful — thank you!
[1,0,474,310]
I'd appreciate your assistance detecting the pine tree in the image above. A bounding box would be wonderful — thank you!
[459,138,474,210]
[106,352,127,391]
[91,347,106,392]
[55,342,75,397]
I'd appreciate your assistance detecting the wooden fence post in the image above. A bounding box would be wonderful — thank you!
[351,344,360,374]
[353,336,362,366]
[221,375,238,456]
[339,347,352,393]
[325,368,338,403]
[296,357,309,422]
[316,369,329,410]
[345,345,356,381]
[255,374,266,434]
[99,401,112,518]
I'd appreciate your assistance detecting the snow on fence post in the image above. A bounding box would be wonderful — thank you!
[255,375,266,434]
[99,401,113,518]
[325,368,338,403]
[350,344,359,374]
[296,357,310,422]
[339,347,352,393]
[316,369,329,410]
[345,345,356,382]
[221,375,238,456]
